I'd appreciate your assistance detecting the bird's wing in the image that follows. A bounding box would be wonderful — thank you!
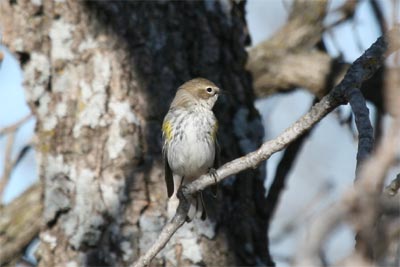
[214,139,220,169]
[164,148,174,198]
[210,139,220,197]
[162,117,175,198]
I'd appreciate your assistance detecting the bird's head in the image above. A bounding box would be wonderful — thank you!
[171,78,220,110]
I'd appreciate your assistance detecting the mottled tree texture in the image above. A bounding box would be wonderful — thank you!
[0,0,268,266]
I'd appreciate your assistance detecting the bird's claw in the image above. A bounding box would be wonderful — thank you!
[209,168,218,197]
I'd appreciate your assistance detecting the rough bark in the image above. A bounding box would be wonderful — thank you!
[0,0,269,266]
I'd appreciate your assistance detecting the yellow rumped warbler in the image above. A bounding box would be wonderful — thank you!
[162,78,220,221]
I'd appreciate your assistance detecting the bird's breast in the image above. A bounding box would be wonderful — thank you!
[166,110,216,178]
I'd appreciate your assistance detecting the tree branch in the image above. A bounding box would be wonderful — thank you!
[0,114,33,199]
[245,0,394,118]
[0,133,16,199]
[0,184,41,265]
[344,88,374,173]
[246,0,359,99]
[294,27,400,266]
[132,26,399,267]
[0,114,32,137]
[247,0,328,97]
[250,51,347,98]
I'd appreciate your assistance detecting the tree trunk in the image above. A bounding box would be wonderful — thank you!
[0,0,271,266]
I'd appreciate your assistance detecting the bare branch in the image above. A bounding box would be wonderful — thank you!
[247,0,328,97]
[3,144,32,193]
[250,51,347,98]
[370,0,388,34]
[344,88,374,173]
[0,114,32,137]
[0,114,33,199]
[0,133,16,198]
[0,142,32,200]
[246,0,395,117]
[0,184,41,265]
[247,0,358,99]
[325,0,357,29]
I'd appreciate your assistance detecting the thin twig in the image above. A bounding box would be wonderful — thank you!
[0,114,32,137]
[325,0,357,29]
[0,133,16,199]
[0,114,33,199]
[370,0,387,34]
[0,143,32,200]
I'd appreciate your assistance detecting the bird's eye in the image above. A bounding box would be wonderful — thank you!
[206,87,213,93]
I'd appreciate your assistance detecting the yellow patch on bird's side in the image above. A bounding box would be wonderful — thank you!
[212,121,218,141]
[162,120,173,142]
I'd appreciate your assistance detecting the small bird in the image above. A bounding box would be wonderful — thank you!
[162,78,220,221]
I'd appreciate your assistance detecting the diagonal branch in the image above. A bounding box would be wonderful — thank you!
[246,0,361,99]
[132,26,400,267]
[0,184,41,265]
[0,114,32,137]
[0,114,33,199]
[0,133,16,198]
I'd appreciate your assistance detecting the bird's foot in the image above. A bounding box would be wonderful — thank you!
[208,168,218,197]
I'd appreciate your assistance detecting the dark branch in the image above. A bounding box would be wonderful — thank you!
[344,88,374,173]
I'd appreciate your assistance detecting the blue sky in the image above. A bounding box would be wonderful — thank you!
[0,47,37,203]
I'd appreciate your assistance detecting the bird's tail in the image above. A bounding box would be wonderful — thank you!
[186,192,207,222]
